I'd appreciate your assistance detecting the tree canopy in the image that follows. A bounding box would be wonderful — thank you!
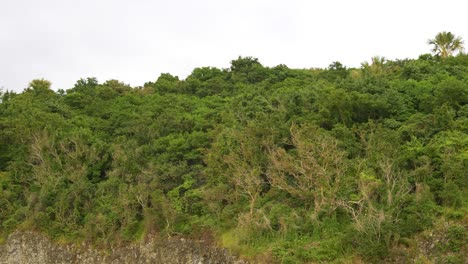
[0,42,467,263]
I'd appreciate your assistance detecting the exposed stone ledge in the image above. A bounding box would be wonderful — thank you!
[0,231,247,264]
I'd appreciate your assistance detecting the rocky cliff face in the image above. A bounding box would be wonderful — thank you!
[0,231,247,264]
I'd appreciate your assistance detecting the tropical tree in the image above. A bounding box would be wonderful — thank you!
[428,31,464,58]
[361,56,387,76]
[26,79,55,96]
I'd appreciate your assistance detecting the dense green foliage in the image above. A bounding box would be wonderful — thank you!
[1,52,467,262]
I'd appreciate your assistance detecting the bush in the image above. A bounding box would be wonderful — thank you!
[398,187,436,237]
[447,225,465,252]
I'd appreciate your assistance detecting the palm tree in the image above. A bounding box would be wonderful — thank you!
[361,56,387,76]
[428,31,464,58]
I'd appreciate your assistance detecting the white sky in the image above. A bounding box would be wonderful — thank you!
[1,0,467,92]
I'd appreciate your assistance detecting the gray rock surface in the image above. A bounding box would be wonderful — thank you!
[0,231,247,264]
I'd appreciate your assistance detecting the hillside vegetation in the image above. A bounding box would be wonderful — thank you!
[1,44,467,262]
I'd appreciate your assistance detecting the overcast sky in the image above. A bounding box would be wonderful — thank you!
[1,0,467,92]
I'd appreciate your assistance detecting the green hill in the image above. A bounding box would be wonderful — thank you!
[1,51,466,263]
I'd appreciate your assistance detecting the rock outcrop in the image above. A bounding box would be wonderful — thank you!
[0,231,247,264]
